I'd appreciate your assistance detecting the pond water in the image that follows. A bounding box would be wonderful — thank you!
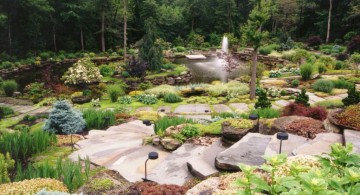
[173,56,248,83]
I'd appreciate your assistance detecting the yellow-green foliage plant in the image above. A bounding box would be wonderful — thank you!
[0,152,14,184]
[0,178,68,194]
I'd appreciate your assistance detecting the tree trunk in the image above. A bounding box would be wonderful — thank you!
[8,23,12,54]
[250,49,258,99]
[124,0,128,61]
[101,11,106,52]
[326,0,332,43]
[80,26,84,50]
[53,24,57,52]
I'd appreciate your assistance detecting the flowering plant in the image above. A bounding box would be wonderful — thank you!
[62,57,102,85]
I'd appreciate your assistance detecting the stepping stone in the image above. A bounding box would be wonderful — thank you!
[135,107,153,112]
[229,103,249,113]
[308,94,325,103]
[158,106,171,113]
[292,133,343,156]
[174,104,211,114]
[264,133,308,156]
[176,114,212,122]
[344,129,360,154]
[213,104,232,113]
[108,145,169,182]
[324,96,342,101]
[28,106,50,114]
[186,54,206,59]
[271,104,281,109]
[274,100,290,107]
[215,133,272,171]
[337,93,348,98]
[187,139,227,179]
[186,177,220,195]
[148,143,208,185]
[18,106,38,114]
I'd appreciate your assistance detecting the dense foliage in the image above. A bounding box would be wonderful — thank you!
[62,57,102,85]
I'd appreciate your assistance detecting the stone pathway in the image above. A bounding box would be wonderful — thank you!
[344,129,360,154]
[292,133,343,156]
[212,104,232,113]
[174,104,211,114]
[264,133,308,156]
[135,107,153,112]
[229,103,249,113]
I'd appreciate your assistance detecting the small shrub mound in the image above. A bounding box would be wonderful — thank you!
[332,79,353,89]
[312,79,334,93]
[335,104,360,130]
[163,93,182,103]
[295,88,310,106]
[89,178,114,191]
[135,94,158,105]
[0,106,14,118]
[285,118,326,138]
[117,96,132,104]
[342,84,360,106]
[291,79,300,87]
[145,85,179,98]
[107,85,124,102]
[228,119,254,129]
[180,125,200,138]
[282,103,328,121]
[0,178,68,194]
[307,35,322,49]
[255,89,271,109]
[300,63,313,80]
[2,80,18,97]
[129,182,188,195]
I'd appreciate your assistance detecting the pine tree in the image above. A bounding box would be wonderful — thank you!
[342,84,360,106]
[295,88,310,106]
[43,100,85,134]
[139,17,162,71]
[255,88,271,109]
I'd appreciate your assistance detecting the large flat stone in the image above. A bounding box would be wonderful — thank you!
[187,139,227,179]
[229,103,249,113]
[344,129,360,154]
[174,104,211,114]
[148,143,208,185]
[186,55,206,60]
[158,106,172,113]
[215,133,272,171]
[264,133,308,156]
[308,94,326,103]
[135,107,153,112]
[213,104,232,113]
[108,145,169,182]
[292,133,343,156]
[186,177,220,195]
[274,100,290,107]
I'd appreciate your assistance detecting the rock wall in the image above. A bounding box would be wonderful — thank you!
[234,48,288,67]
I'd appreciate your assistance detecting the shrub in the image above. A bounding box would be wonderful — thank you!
[295,88,310,106]
[226,81,249,95]
[99,65,114,77]
[62,57,102,85]
[0,130,57,163]
[163,93,182,103]
[285,118,326,138]
[2,80,18,97]
[39,52,50,60]
[0,178,68,194]
[162,63,176,70]
[207,83,227,97]
[312,79,334,93]
[117,96,132,104]
[307,35,322,49]
[89,178,114,191]
[155,116,195,135]
[82,109,116,129]
[315,99,344,109]
[332,79,353,89]
[126,56,148,78]
[228,119,254,129]
[300,63,313,80]
[180,125,200,138]
[335,61,345,69]
[336,53,349,61]
[347,35,360,53]
[255,89,271,109]
[129,90,144,96]
[136,94,158,105]
[317,63,326,73]
[14,124,30,132]
[138,81,153,91]
[251,108,280,119]
[0,153,14,184]
[291,79,300,87]
[43,100,86,134]
[24,82,49,103]
[107,85,124,102]
[282,103,328,121]
[342,84,360,106]
[0,106,14,116]
[145,85,179,98]
[259,44,280,55]
[0,61,13,69]
[336,104,360,130]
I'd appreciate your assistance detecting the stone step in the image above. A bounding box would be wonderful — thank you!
[264,133,308,156]
[106,120,154,134]
[148,143,209,185]
[108,145,169,182]
[174,104,211,114]
[229,103,249,113]
[187,139,227,179]
[212,104,232,113]
[274,100,290,107]
[18,106,39,114]
[344,129,360,154]
[28,106,50,115]
[215,133,272,171]
[292,133,343,156]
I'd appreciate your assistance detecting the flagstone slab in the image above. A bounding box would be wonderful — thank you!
[148,143,208,185]
[158,106,172,113]
[274,100,290,107]
[265,133,308,156]
[135,107,153,112]
[174,104,211,114]
[212,104,233,113]
[292,133,343,156]
[344,129,360,154]
[229,103,249,113]
[308,94,326,103]
[28,106,50,114]
[215,133,272,171]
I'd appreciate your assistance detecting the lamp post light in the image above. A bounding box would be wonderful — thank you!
[143,152,159,182]
[277,132,289,154]
[249,114,259,132]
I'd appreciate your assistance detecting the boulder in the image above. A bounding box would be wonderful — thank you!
[71,96,92,104]
[165,124,189,136]
[215,133,272,171]
[269,116,310,135]
[292,133,343,156]
[344,129,360,154]
[264,133,308,156]
[186,177,220,195]
[160,138,182,151]
[221,121,253,144]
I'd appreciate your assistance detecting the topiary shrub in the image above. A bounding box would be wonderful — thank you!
[163,93,182,103]
[347,35,360,54]
[295,88,310,106]
[43,100,86,134]
[255,88,271,109]
[291,79,300,87]
[307,36,322,49]
[107,85,124,102]
[312,79,334,93]
[342,84,360,106]
[300,63,313,80]
[2,80,18,97]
